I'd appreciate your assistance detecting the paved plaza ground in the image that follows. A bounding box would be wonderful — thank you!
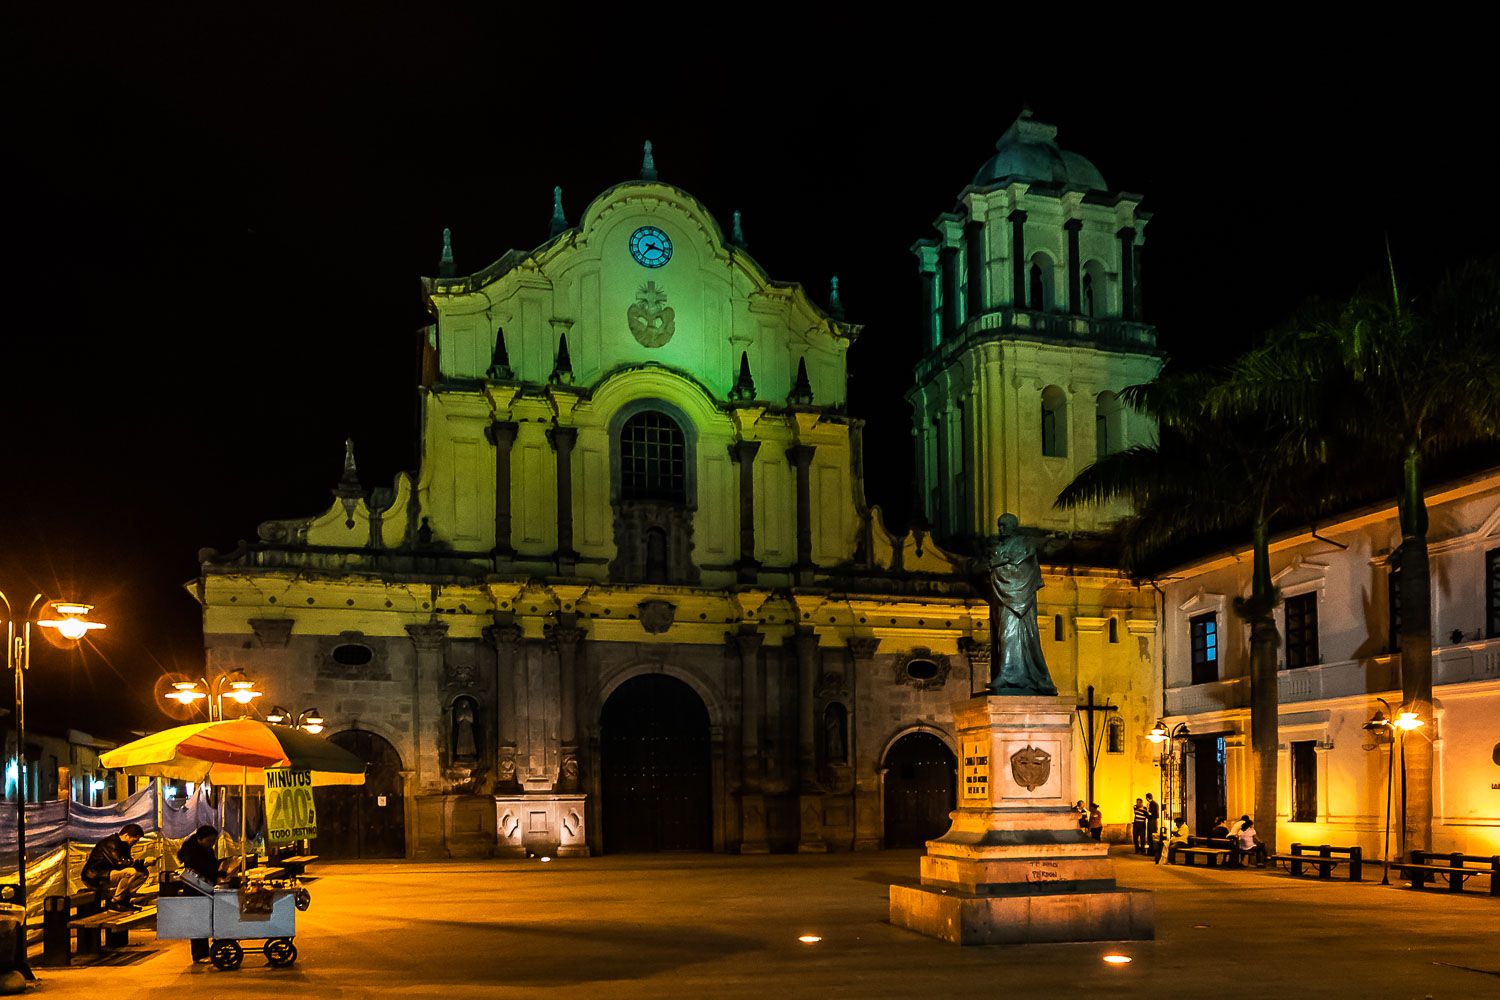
[23,846,1499,998]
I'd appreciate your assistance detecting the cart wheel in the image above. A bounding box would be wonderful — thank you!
[265,937,298,967]
[294,887,311,911]
[210,939,244,971]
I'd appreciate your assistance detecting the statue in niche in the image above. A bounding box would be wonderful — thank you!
[985,513,1057,696]
[823,703,848,765]
[452,696,480,761]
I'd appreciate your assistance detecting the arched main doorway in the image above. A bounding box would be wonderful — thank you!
[316,730,406,859]
[883,731,956,847]
[601,673,711,853]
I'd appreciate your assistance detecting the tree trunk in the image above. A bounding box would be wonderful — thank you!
[1246,520,1280,855]
[1397,449,1433,856]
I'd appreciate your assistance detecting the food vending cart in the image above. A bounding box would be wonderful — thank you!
[158,869,306,969]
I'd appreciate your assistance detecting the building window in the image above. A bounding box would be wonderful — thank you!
[1388,567,1402,654]
[1284,592,1319,668]
[1029,262,1045,310]
[1095,390,1121,459]
[1081,272,1095,317]
[1487,548,1500,638]
[1053,615,1064,642]
[620,411,686,502]
[1108,617,1119,643]
[1106,717,1125,754]
[1190,612,1218,684]
[1291,740,1318,823]
[1041,386,1067,458]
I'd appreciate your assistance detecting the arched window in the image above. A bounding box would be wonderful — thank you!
[1041,385,1067,458]
[1027,253,1054,311]
[620,411,686,502]
[1081,259,1107,318]
[1095,390,1122,459]
[1029,263,1045,311]
[1081,273,1095,317]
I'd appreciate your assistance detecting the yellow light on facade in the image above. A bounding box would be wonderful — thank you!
[1102,954,1132,965]
[1395,712,1424,731]
[798,935,821,944]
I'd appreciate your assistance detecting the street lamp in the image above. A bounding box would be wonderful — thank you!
[1147,720,1190,859]
[164,670,262,721]
[1363,697,1425,885]
[265,706,325,734]
[1,592,105,979]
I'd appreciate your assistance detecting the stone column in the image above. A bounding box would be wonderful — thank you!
[965,220,985,319]
[406,622,449,859]
[1065,219,1082,315]
[921,270,938,348]
[546,424,578,573]
[786,444,816,584]
[1009,210,1027,307]
[846,637,883,851]
[793,626,826,853]
[941,244,960,335]
[485,420,518,559]
[545,615,585,792]
[485,616,524,791]
[733,626,769,853]
[1118,226,1136,321]
[729,440,761,583]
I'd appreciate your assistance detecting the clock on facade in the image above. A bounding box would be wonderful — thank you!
[629,226,672,268]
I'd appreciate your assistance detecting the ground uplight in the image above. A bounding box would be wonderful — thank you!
[1102,954,1132,965]
[798,935,821,944]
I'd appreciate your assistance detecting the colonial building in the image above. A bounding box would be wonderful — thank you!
[194,118,1165,859]
[1159,467,1500,857]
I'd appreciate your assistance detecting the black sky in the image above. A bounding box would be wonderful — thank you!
[0,12,1487,735]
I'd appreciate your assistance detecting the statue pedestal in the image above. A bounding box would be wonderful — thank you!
[889,696,1153,945]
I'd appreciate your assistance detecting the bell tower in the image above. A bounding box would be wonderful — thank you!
[908,110,1162,545]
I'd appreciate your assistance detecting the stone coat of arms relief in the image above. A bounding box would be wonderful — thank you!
[628,281,675,347]
[1009,745,1052,791]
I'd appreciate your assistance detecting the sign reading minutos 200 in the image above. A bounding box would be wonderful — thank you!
[265,767,317,843]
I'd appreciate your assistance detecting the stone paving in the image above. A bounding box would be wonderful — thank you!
[23,847,1499,998]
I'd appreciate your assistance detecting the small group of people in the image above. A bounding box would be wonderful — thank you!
[1211,814,1267,867]
[1131,794,1161,854]
[1074,800,1104,840]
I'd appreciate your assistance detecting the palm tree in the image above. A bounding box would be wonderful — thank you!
[1211,259,1500,855]
[1058,372,1334,855]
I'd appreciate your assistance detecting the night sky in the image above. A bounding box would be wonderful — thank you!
[1,13,1488,736]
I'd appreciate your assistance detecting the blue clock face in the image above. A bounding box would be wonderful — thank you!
[629,226,672,268]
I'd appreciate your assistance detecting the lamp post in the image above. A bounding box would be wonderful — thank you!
[265,706,325,734]
[1,593,105,979]
[1147,719,1190,859]
[164,671,262,721]
[1363,697,1425,885]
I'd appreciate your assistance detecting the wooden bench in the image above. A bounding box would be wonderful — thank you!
[69,904,156,956]
[40,887,158,966]
[1394,852,1500,895]
[1267,843,1363,881]
[1167,836,1233,867]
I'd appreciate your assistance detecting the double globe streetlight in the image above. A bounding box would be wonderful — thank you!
[164,670,262,721]
[1,592,105,977]
[1363,698,1425,884]
[265,706,325,734]
[1147,720,1191,855]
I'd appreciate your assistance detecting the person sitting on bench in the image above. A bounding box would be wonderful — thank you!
[1229,819,1266,868]
[1160,816,1190,864]
[81,823,148,911]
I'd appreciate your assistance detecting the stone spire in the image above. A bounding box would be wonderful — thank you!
[332,437,367,529]
[438,228,455,278]
[641,140,658,181]
[788,357,814,406]
[549,186,568,237]
[487,327,513,380]
[550,331,574,385]
[729,350,756,401]
[828,276,844,319]
[730,210,747,249]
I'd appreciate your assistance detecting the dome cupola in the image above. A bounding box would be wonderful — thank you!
[973,110,1107,192]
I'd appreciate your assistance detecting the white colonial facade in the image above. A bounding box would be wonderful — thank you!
[1159,468,1500,858]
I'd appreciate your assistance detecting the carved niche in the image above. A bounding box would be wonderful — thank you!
[893,647,951,691]
[610,502,700,585]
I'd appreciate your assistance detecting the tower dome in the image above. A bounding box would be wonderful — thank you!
[972,110,1107,191]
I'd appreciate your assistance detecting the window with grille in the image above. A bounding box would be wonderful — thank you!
[1190,612,1218,684]
[1487,548,1499,639]
[1291,740,1318,822]
[1106,717,1125,754]
[1388,568,1402,654]
[620,411,686,502]
[1285,592,1319,668]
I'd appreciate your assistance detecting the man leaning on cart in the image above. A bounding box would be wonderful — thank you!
[81,823,148,911]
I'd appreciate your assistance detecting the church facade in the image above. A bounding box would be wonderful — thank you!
[194,117,1165,858]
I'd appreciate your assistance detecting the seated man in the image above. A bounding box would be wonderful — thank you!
[82,823,148,911]
[1161,816,1190,864]
[1209,816,1229,839]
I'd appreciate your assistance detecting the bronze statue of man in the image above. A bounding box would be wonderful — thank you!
[986,513,1057,696]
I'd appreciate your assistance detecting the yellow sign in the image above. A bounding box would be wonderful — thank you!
[265,767,317,843]
[962,740,990,800]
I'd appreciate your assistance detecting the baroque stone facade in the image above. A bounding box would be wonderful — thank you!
[196,121,1165,858]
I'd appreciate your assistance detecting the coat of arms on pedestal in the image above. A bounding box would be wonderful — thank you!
[628,281,675,347]
[1009,745,1052,791]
